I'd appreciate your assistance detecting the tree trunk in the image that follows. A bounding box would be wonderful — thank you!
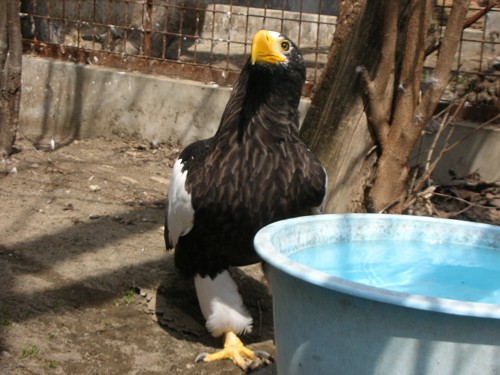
[366,0,470,212]
[302,0,472,214]
[0,0,23,158]
[365,0,432,212]
[300,0,384,213]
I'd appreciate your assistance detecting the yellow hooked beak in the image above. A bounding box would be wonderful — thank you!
[251,30,287,65]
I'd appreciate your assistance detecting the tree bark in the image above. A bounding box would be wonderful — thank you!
[0,0,23,158]
[366,0,432,212]
[300,0,384,213]
[303,0,472,214]
[367,0,470,212]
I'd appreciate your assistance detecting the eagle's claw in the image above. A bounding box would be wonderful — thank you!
[253,350,274,361]
[194,332,273,371]
[195,352,208,363]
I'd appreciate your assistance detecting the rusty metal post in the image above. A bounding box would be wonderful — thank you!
[144,0,153,56]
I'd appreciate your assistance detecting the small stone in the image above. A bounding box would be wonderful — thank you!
[63,203,74,211]
[89,214,101,219]
[120,176,138,185]
[150,176,169,185]
[89,185,101,192]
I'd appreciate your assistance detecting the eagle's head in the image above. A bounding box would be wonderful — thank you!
[250,30,305,76]
[244,30,305,106]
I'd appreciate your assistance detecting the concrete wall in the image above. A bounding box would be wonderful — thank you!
[20,57,229,145]
[19,56,499,183]
[20,56,310,146]
[413,122,500,184]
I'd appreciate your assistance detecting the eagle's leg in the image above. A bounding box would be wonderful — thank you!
[195,331,255,369]
[193,271,272,370]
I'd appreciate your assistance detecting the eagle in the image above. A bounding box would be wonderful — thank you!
[165,29,327,370]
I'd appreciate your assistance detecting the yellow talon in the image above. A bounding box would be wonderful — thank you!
[196,331,256,369]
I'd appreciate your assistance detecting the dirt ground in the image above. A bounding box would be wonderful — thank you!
[0,136,276,375]
[1,134,498,375]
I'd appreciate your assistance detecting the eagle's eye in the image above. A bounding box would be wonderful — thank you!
[280,41,290,52]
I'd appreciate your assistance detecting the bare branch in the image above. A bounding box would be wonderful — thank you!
[374,0,398,106]
[433,191,495,210]
[417,0,471,123]
[357,65,390,146]
[356,1,400,148]
[425,0,498,57]
[441,204,474,218]
[377,198,402,214]
[424,98,466,171]
[424,111,450,174]
[464,0,498,27]
[410,98,466,194]
[441,113,500,154]
[397,1,431,108]
[391,0,432,143]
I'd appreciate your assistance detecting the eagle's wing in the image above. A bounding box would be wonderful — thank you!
[165,139,209,249]
[313,166,328,214]
[165,157,194,249]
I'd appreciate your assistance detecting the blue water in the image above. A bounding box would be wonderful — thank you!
[289,240,500,304]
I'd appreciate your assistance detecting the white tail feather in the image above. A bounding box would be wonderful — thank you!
[194,271,253,337]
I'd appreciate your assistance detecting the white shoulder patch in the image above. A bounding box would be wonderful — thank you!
[167,158,195,248]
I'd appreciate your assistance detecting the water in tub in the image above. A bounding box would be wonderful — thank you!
[289,240,500,304]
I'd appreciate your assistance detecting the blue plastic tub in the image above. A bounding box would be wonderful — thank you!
[254,214,500,375]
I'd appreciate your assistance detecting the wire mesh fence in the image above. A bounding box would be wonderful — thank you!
[431,1,499,107]
[20,0,337,96]
[20,0,499,103]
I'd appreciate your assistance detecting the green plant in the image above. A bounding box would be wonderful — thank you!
[0,305,11,326]
[20,343,40,359]
[113,288,136,306]
[122,288,135,304]
[50,302,63,312]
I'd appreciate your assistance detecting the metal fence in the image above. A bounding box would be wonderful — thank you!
[20,1,499,103]
[432,1,499,107]
[20,0,337,96]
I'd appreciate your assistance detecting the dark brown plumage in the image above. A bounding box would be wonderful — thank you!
[167,33,326,279]
[164,30,327,370]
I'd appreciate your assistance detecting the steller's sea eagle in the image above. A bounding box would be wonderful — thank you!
[165,29,327,370]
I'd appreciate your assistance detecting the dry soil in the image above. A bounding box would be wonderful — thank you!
[0,136,275,375]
